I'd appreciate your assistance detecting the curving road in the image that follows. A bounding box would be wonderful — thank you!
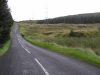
[0,23,100,75]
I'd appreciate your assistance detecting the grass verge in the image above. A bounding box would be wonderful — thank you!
[19,22,100,67]
[25,37,100,67]
[0,41,10,56]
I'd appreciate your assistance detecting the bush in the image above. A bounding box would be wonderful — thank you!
[69,30,85,37]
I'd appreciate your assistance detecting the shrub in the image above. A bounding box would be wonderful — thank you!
[69,30,85,37]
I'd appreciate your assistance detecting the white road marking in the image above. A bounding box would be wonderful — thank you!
[21,44,31,54]
[17,35,49,75]
[35,58,50,75]
[17,35,31,54]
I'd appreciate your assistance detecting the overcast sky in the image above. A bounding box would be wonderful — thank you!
[8,0,100,21]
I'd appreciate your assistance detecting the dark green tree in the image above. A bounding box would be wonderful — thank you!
[0,0,13,47]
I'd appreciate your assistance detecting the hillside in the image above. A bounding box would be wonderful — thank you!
[37,12,100,24]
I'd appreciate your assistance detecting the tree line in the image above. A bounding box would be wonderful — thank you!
[0,0,13,47]
[37,12,100,24]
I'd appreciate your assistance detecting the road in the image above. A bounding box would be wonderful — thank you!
[0,23,100,75]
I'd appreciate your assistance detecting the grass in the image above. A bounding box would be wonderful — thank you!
[19,22,100,67]
[0,41,10,56]
[25,37,100,67]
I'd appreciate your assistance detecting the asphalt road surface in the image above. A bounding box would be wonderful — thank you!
[0,23,100,75]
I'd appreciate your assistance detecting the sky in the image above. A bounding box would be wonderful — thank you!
[8,0,100,21]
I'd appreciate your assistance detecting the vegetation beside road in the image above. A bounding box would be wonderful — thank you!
[0,0,13,55]
[0,41,10,56]
[19,22,100,66]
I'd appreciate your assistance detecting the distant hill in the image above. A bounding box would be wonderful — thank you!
[37,12,100,24]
